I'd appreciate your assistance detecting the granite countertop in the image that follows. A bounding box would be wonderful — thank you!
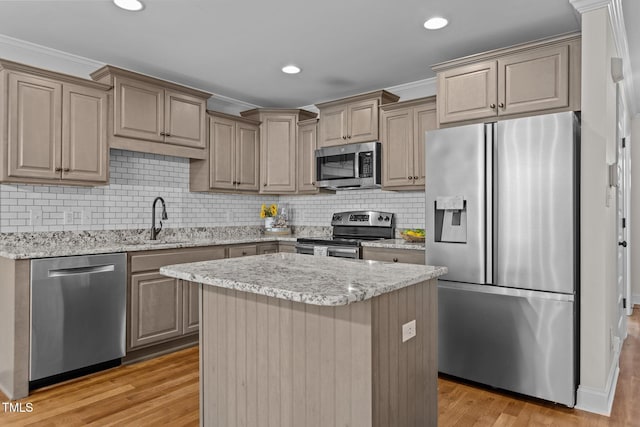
[0,226,330,260]
[362,238,425,251]
[160,253,447,306]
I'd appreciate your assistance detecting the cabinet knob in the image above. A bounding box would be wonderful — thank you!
[166,133,172,137]
[347,135,351,139]
[312,181,316,185]
[408,176,412,180]
[489,104,496,109]
[63,168,70,172]
[55,167,62,172]
[498,102,505,109]
[342,136,347,140]
[393,257,399,262]
[242,251,247,255]
[413,176,418,180]
[263,183,267,187]
[160,132,166,136]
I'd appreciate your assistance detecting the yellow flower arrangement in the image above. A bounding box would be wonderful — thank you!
[260,203,278,218]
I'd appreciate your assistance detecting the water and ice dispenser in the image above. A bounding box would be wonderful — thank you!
[434,196,467,243]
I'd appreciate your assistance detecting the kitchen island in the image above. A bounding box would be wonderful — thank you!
[160,253,447,427]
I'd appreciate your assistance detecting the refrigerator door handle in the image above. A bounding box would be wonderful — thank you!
[485,123,495,285]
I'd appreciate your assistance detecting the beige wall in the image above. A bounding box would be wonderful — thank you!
[579,7,619,396]
[632,114,640,304]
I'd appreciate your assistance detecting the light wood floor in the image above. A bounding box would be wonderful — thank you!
[2,309,639,426]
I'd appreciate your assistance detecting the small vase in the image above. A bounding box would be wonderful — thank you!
[264,217,275,230]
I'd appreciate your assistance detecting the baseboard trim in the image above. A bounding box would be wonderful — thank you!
[575,351,620,416]
[632,294,640,307]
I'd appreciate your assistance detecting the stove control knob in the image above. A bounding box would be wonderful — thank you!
[378,215,383,221]
[384,216,390,221]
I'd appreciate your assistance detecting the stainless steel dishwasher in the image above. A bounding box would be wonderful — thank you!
[30,253,126,387]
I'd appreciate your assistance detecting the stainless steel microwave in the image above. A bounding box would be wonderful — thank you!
[315,141,381,190]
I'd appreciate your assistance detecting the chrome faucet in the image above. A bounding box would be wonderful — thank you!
[150,197,168,240]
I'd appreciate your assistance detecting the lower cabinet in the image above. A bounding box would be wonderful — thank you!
[182,280,200,335]
[128,246,225,351]
[127,241,296,354]
[362,247,425,265]
[277,241,297,253]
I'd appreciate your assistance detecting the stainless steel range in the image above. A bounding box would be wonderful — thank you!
[295,211,395,259]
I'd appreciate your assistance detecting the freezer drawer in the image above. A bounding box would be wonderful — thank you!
[438,281,576,407]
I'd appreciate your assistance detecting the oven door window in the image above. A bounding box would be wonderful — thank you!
[318,153,356,181]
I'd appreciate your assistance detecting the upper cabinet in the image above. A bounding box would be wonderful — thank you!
[190,111,260,193]
[240,109,317,194]
[380,97,436,190]
[0,59,110,186]
[297,119,319,194]
[316,90,399,147]
[433,33,580,126]
[91,65,211,159]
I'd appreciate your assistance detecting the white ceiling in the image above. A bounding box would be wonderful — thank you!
[0,0,637,112]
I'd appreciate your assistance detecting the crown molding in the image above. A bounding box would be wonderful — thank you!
[569,0,611,14]
[385,76,437,93]
[0,33,103,72]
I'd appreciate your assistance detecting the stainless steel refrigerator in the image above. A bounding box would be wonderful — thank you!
[425,111,579,407]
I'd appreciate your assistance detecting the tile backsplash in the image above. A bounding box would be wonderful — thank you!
[0,150,425,233]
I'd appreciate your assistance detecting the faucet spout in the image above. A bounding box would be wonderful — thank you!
[151,197,168,240]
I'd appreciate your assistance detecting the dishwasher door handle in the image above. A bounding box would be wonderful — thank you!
[48,264,115,278]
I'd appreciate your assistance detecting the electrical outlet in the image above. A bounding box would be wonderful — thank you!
[402,320,416,343]
[29,208,42,226]
[82,209,92,225]
[64,211,73,225]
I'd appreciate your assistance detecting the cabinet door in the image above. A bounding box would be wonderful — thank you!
[182,280,199,335]
[347,98,378,143]
[362,247,425,265]
[7,72,62,180]
[130,272,182,349]
[260,114,296,193]
[62,83,108,183]
[381,107,413,188]
[498,44,569,116]
[114,76,164,142]
[257,243,278,254]
[209,115,236,190]
[437,61,497,124]
[164,90,206,148]
[318,104,347,147]
[277,242,297,253]
[228,244,258,258]
[414,103,437,186]
[297,121,318,193]
[236,121,260,191]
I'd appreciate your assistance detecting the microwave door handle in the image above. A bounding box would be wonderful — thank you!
[354,152,360,178]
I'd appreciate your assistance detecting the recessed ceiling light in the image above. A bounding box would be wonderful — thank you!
[282,65,301,74]
[114,0,144,12]
[423,17,448,30]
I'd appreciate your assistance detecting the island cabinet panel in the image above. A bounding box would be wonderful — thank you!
[200,279,437,427]
[372,280,437,427]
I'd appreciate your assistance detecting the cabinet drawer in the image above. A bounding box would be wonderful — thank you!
[362,247,425,265]
[228,244,258,258]
[130,246,225,273]
[278,242,297,253]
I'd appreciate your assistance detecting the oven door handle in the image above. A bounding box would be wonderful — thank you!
[327,247,359,255]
